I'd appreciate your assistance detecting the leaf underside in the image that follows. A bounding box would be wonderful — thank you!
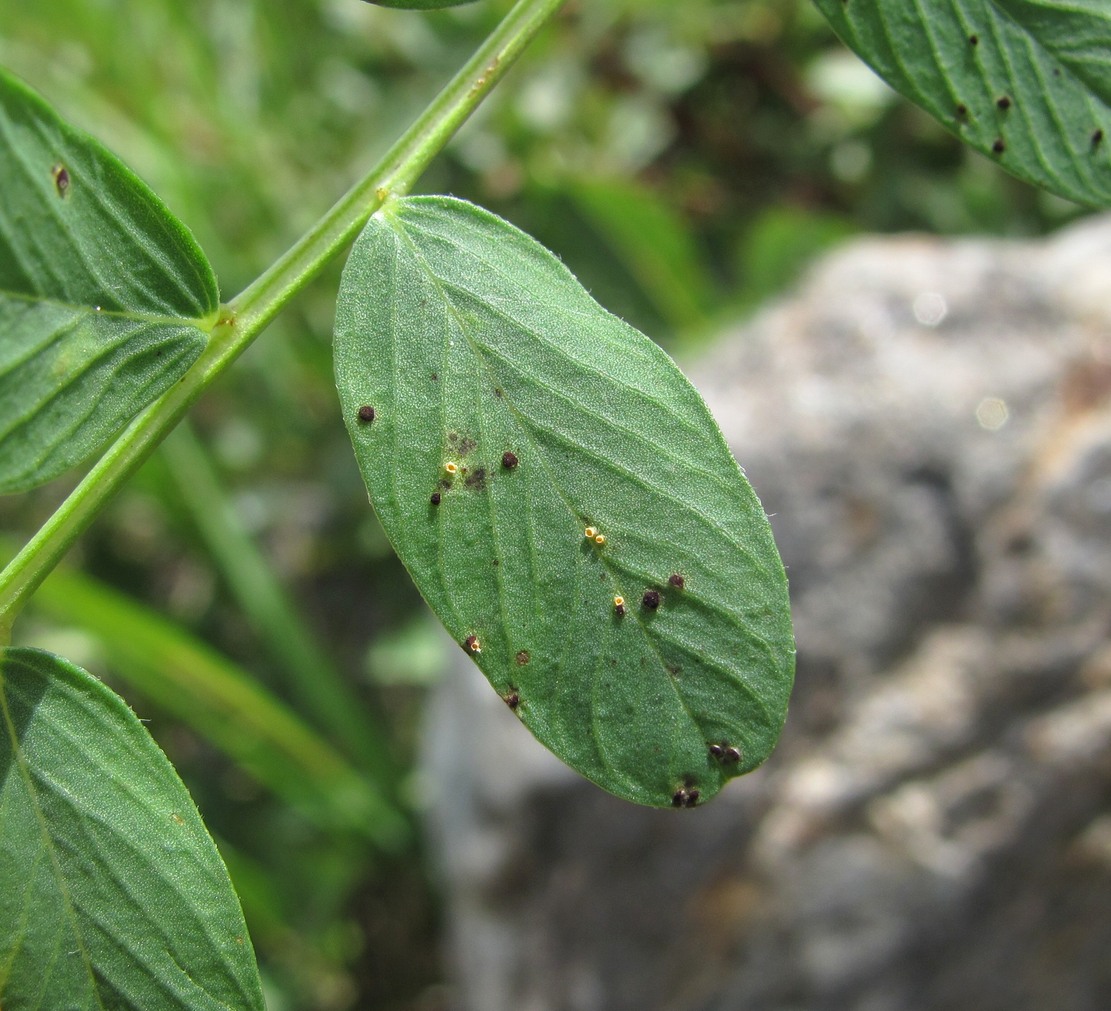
[334,196,795,809]
[814,0,1111,207]
[0,647,264,1010]
[0,67,218,493]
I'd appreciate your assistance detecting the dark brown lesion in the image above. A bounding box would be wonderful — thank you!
[51,162,70,197]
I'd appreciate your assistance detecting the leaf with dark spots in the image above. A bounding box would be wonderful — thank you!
[0,67,218,491]
[334,196,794,809]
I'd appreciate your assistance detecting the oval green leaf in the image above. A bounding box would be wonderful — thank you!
[0,647,264,1009]
[334,196,794,809]
[0,67,219,493]
[813,1,1111,206]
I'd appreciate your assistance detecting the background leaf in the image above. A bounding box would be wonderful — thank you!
[365,1,480,9]
[0,647,264,1010]
[0,67,218,493]
[812,0,1111,206]
[334,196,794,809]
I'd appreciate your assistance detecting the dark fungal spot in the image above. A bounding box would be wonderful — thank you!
[968,34,979,46]
[992,138,1006,154]
[494,387,504,398]
[642,589,661,610]
[956,103,969,120]
[357,405,376,423]
[671,787,699,809]
[431,372,439,381]
[457,435,477,456]
[1054,67,1062,77]
[430,492,441,505]
[668,573,685,590]
[724,746,742,764]
[614,603,626,617]
[504,690,520,710]
[447,431,459,444]
[464,466,487,491]
[709,743,725,760]
[502,451,519,469]
[516,650,530,665]
[1093,129,1104,148]
[51,163,70,196]
[996,96,1011,111]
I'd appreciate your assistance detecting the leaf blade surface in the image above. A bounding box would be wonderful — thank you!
[813,0,1111,206]
[0,647,264,1010]
[335,196,794,808]
[0,67,218,491]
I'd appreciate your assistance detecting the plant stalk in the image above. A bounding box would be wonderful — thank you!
[0,0,568,642]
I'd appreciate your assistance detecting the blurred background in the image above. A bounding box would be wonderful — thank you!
[0,1,1095,1008]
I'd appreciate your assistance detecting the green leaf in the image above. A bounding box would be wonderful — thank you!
[364,0,480,9]
[0,647,264,1010]
[0,67,219,493]
[334,196,794,809]
[993,0,1111,107]
[812,0,1111,206]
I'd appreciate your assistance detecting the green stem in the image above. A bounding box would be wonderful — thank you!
[0,0,568,643]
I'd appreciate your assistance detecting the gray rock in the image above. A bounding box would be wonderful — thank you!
[421,216,1111,1011]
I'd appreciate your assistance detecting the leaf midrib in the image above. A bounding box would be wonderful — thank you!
[0,287,217,329]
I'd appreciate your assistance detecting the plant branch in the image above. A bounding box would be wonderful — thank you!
[0,0,568,642]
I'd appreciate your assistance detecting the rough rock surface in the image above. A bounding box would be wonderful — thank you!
[421,216,1111,1011]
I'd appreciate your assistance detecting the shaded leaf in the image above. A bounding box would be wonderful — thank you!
[0,67,218,493]
[813,0,1111,206]
[0,647,264,1010]
[334,196,794,809]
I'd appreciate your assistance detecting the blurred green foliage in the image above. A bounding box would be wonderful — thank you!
[0,0,1089,1007]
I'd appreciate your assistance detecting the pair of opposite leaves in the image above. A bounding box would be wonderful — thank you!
[0,65,793,809]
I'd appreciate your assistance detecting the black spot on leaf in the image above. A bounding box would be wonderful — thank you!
[1093,129,1104,148]
[956,104,969,120]
[502,451,519,469]
[464,466,487,491]
[992,138,1006,154]
[709,744,725,760]
[642,589,660,610]
[668,573,685,590]
[464,635,481,653]
[671,787,699,809]
[504,690,520,710]
[996,96,1011,111]
[357,405,376,423]
[430,492,441,505]
[968,34,979,46]
[724,746,742,764]
[516,650,530,665]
